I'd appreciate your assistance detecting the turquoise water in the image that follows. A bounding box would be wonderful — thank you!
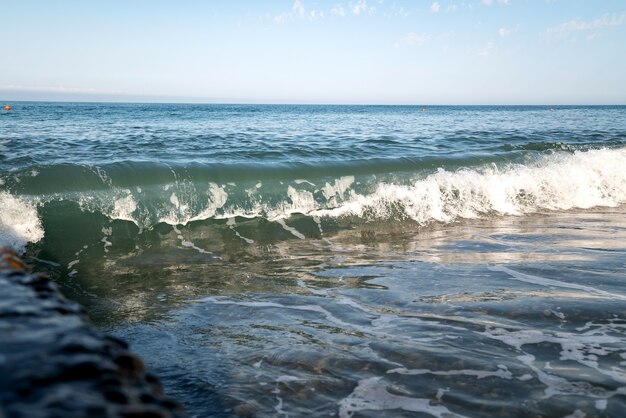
[2,103,626,416]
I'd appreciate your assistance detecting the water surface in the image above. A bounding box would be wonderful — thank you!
[1,103,625,417]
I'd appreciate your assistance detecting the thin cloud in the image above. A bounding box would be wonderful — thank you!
[431,2,440,13]
[546,13,625,39]
[293,0,305,17]
[351,0,366,15]
[482,0,510,6]
[0,84,123,95]
[478,41,496,56]
[328,1,374,18]
[587,32,602,41]
[331,4,346,17]
[387,5,410,18]
[271,1,375,23]
[273,13,288,23]
[350,0,374,16]
[273,0,325,23]
[498,26,516,37]
[396,32,431,48]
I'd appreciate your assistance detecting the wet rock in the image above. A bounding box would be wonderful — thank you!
[0,248,186,418]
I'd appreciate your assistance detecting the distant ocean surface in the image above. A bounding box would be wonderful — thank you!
[2,103,626,417]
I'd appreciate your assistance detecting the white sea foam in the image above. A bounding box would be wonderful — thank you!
[88,148,626,229]
[338,376,465,418]
[6,149,626,245]
[101,227,113,253]
[481,322,626,401]
[172,226,216,257]
[0,192,44,252]
[210,148,626,226]
[226,218,255,244]
[309,148,626,223]
[489,265,626,301]
[169,193,181,209]
[199,297,355,330]
[185,183,229,222]
[387,364,513,380]
[159,183,228,225]
[564,410,587,418]
[283,186,317,217]
[321,176,355,202]
[111,193,138,222]
[275,218,305,240]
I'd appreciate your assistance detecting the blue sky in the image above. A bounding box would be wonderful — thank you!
[1,0,625,104]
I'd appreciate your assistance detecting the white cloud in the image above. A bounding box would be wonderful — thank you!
[547,13,625,39]
[292,0,306,17]
[482,0,510,6]
[498,27,512,37]
[398,32,431,47]
[478,41,496,56]
[331,4,346,17]
[272,1,325,23]
[350,0,369,15]
[430,2,440,13]
[587,32,602,41]
[328,1,373,17]
[393,6,411,17]
[273,13,288,23]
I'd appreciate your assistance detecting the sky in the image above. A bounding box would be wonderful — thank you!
[0,0,625,104]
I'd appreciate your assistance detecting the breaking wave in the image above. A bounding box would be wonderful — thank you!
[0,192,44,251]
[1,147,625,250]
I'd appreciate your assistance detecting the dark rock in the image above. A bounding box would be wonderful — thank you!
[0,248,187,418]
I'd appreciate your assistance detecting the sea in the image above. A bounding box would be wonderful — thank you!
[1,103,626,417]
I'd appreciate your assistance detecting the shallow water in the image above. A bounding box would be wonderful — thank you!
[1,103,626,416]
[47,208,625,417]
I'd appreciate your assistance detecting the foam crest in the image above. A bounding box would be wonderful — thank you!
[158,182,229,225]
[311,148,626,223]
[0,192,44,252]
[208,148,626,227]
[4,149,626,241]
[111,192,138,222]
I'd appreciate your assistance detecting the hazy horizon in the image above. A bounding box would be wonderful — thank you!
[3,97,626,106]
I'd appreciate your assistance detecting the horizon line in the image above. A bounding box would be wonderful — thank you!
[3,99,626,107]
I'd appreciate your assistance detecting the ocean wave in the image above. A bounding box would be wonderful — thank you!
[0,154,515,194]
[1,148,625,250]
[309,147,626,223]
[0,192,44,251]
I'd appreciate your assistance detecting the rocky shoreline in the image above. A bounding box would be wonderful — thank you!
[0,248,187,418]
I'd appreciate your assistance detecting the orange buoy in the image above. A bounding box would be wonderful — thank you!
[4,105,10,111]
